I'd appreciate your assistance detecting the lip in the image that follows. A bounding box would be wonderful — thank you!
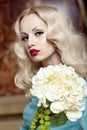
[29,49,40,56]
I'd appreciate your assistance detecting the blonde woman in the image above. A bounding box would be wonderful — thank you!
[13,6,87,130]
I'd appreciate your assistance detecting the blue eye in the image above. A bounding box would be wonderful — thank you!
[21,36,29,41]
[35,31,44,36]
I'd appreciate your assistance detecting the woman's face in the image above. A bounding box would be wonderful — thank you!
[20,13,56,65]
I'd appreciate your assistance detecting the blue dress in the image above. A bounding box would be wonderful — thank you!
[20,81,87,130]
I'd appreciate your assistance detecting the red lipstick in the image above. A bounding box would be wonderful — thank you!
[30,49,40,56]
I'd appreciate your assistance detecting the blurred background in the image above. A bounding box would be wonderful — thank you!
[0,0,87,130]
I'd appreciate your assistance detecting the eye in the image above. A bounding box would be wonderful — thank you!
[35,31,44,36]
[21,36,29,42]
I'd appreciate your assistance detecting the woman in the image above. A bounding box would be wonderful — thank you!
[13,6,87,130]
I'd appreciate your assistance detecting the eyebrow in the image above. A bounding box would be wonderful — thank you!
[32,26,42,31]
[20,32,28,35]
[20,26,43,35]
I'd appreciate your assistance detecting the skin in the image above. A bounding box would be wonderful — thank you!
[20,13,61,66]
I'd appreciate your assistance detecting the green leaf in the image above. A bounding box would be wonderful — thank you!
[50,112,68,126]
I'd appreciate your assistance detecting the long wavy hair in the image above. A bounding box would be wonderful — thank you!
[13,6,87,94]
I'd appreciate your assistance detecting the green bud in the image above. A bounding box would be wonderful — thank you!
[39,119,44,124]
[45,115,50,121]
[30,125,36,129]
[33,118,37,122]
[45,121,51,126]
[38,113,44,119]
[46,127,50,130]
[39,125,46,130]
[44,109,51,115]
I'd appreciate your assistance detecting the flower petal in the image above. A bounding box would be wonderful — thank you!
[50,101,64,113]
[65,110,82,121]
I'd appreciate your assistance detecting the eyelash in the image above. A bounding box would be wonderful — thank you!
[35,31,44,36]
[21,36,29,41]
[21,31,44,41]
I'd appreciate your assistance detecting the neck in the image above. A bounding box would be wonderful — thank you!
[42,52,62,67]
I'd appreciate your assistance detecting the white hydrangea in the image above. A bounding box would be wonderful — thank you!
[30,64,87,121]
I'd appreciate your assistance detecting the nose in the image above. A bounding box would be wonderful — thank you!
[27,36,36,48]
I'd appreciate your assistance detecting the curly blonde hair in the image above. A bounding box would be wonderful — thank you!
[13,6,87,93]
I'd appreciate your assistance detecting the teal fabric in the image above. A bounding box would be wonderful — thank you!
[20,81,87,130]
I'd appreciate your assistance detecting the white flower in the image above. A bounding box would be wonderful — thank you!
[30,64,87,121]
[65,110,82,121]
[50,101,65,113]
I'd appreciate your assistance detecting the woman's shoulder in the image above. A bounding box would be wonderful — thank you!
[24,96,38,109]
[78,80,87,130]
[23,97,38,126]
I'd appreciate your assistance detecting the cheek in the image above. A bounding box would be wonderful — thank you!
[24,45,28,54]
[24,45,30,58]
[47,42,55,51]
[40,34,48,44]
[42,43,56,56]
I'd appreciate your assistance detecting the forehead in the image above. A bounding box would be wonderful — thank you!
[20,13,47,32]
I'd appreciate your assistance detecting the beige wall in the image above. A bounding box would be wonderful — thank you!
[0,95,29,130]
[0,117,23,130]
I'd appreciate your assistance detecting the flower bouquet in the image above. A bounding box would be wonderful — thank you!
[30,64,87,130]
